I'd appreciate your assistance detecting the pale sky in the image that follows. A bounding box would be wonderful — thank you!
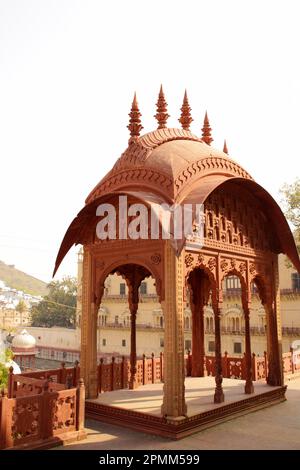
[0,0,299,283]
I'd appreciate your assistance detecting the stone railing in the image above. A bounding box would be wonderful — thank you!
[0,363,85,450]
[97,353,164,393]
[89,349,300,393]
[186,350,300,381]
[17,361,81,389]
[2,348,298,449]
[97,350,299,392]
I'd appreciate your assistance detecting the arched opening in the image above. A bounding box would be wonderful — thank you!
[250,275,279,385]
[187,267,214,379]
[95,262,163,391]
[222,270,254,393]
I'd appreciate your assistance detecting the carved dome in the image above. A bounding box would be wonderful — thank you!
[12,329,36,350]
[86,128,252,204]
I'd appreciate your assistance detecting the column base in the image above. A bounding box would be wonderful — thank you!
[88,386,98,399]
[129,380,138,390]
[88,374,98,399]
[164,415,187,423]
[161,402,187,418]
[245,381,254,394]
[214,390,225,403]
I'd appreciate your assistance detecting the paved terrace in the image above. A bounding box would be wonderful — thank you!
[56,377,300,450]
[87,376,280,416]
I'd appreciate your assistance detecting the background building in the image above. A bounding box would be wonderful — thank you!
[22,250,300,364]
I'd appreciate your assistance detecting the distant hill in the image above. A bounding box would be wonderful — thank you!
[0,260,48,297]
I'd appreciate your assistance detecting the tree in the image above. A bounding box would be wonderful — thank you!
[0,348,13,391]
[16,299,27,314]
[16,299,27,326]
[30,276,77,328]
[280,178,300,256]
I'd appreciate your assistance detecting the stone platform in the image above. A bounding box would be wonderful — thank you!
[86,377,286,439]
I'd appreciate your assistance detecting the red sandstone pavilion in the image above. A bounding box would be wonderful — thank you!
[2,88,299,449]
[52,87,300,438]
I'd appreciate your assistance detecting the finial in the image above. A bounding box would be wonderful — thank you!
[154,85,169,129]
[223,139,228,155]
[178,90,193,131]
[127,92,143,139]
[201,111,213,145]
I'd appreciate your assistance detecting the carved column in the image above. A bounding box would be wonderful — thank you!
[212,304,224,403]
[243,306,254,393]
[191,302,205,376]
[273,255,284,386]
[265,256,283,386]
[80,247,98,398]
[128,283,138,389]
[161,242,187,418]
[189,269,209,377]
[119,264,148,390]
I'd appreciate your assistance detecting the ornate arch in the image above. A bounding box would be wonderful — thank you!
[95,257,162,305]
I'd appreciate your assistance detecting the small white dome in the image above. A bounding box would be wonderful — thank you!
[12,329,36,349]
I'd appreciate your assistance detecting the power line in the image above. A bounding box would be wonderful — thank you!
[33,298,77,310]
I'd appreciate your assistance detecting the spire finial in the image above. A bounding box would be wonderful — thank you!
[223,139,228,155]
[201,111,213,145]
[178,89,193,131]
[154,85,169,129]
[127,92,143,139]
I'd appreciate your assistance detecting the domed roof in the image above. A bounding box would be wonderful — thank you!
[86,128,252,204]
[12,329,36,350]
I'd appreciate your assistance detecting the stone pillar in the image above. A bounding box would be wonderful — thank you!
[273,255,284,386]
[213,304,224,403]
[80,248,98,398]
[191,301,205,377]
[265,255,284,386]
[189,269,209,377]
[243,306,254,394]
[161,242,187,418]
[129,286,138,389]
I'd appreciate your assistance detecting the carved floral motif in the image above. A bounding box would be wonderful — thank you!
[185,253,194,267]
[53,395,75,431]
[249,263,256,275]
[150,253,161,265]
[239,262,247,273]
[220,260,228,272]
[208,258,216,270]
[11,402,39,440]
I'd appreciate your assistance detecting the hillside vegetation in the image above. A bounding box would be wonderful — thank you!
[0,260,48,296]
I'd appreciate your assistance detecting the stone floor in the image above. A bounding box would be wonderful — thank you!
[56,377,300,450]
[87,376,279,416]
